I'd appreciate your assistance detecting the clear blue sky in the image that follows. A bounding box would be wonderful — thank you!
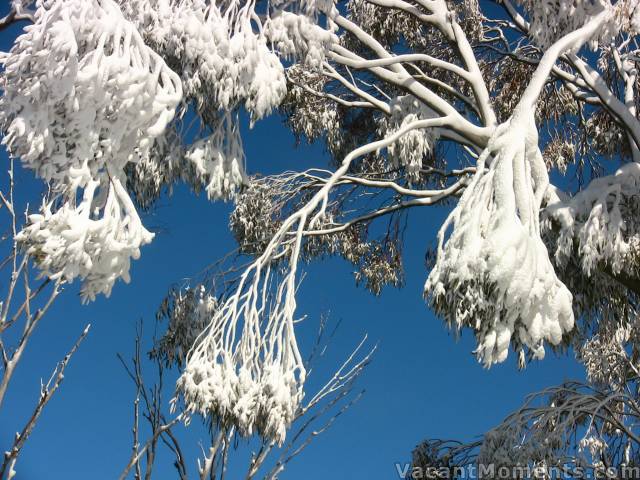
[0,14,585,480]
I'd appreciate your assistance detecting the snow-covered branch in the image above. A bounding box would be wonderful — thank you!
[0,1,35,32]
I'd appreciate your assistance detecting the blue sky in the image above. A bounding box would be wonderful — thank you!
[0,13,585,480]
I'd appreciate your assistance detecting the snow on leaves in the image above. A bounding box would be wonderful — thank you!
[517,0,640,49]
[119,0,336,122]
[1,0,182,301]
[175,274,306,444]
[0,0,339,302]
[547,162,640,279]
[185,115,247,201]
[425,113,574,367]
[381,96,439,185]
[4,0,640,451]
[120,0,285,119]
[0,0,332,440]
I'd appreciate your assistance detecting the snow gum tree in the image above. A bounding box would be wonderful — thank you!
[1,0,640,474]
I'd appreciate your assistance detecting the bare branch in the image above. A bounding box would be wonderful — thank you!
[0,324,90,479]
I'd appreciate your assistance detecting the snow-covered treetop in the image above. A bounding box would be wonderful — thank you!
[3,0,640,447]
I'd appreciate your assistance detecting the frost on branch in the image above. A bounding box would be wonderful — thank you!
[478,422,561,473]
[474,377,640,478]
[0,0,182,301]
[579,325,631,389]
[229,172,405,295]
[345,0,429,50]
[425,113,574,367]
[615,0,640,34]
[281,65,347,160]
[229,176,287,256]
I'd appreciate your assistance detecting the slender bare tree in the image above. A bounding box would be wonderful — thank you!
[117,316,372,479]
[0,158,90,479]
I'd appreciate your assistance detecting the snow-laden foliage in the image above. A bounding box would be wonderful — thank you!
[119,0,336,120]
[153,285,217,368]
[1,0,181,185]
[2,0,337,442]
[265,11,338,69]
[426,114,574,367]
[175,281,305,444]
[5,0,640,456]
[1,0,181,301]
[0,0,342,302]
[517,0,620,48]
[119,0,282,118]
[184,116,247,200]
[113,0,339,202]
[380,96,439,184]
[17,178,154,302]
[541,165,640,341]
[547,162,640,278]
